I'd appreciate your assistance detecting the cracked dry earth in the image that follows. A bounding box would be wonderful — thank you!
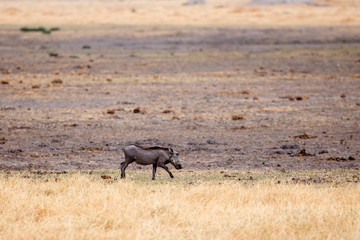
[0,26,360,171]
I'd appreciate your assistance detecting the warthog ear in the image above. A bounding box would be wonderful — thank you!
[169,148,174,155]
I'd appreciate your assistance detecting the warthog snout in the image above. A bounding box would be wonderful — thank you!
[175,164,182,170]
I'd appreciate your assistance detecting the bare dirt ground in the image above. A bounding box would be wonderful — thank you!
[0,0,360,171]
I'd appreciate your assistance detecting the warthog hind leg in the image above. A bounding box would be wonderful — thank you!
[121,156,134,179]
[152,164,157,180]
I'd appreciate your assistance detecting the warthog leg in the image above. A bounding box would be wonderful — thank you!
[121,156,134,179]
[159,164,174,178]
[152,164,157,180]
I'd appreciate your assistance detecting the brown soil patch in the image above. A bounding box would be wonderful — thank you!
[0,2,359,172]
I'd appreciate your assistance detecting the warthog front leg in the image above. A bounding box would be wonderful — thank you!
[152,164,157,180]
[159,164,174,178]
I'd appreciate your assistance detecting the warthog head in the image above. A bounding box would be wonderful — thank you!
[169,148,182,170]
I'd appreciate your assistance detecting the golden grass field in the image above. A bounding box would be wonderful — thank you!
[1,170,360,240]
[1,0,360,27]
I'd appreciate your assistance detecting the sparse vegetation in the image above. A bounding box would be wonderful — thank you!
[48,52,58,57]
[20,26,60,34]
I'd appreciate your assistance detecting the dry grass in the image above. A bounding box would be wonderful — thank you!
[1,170,360,239]
[1,0,360,27]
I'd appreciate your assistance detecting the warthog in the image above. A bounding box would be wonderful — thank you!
[121,144,182,180]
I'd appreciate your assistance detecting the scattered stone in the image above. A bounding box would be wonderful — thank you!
[194,116,203,120]
[276,148,298,156]
[162,109,173,114]
[240,90,251,95]
[51,79,63,84]
[74,65,84,69]
[9,149,23,154]
[172,116,180,120]
[294,133,317,139]
[32,84,40,89]
[253,96,259,100]
[341,94,346,98]
[232,114,244,120]
[231,126,246,130]
[279,95,308,101]
[0,107,15,111]
[1,80,9,85]
[318,150,329,154]
[106,78,112,82]
[82,45,91,49]
[275,150,286,155]
[133,107,146,114]
[101,175,112,180]
[121,101,134,105]
[280,143,300,149]
[206,139,218,145]
[107,109,115,114]
[0,136,6,144]
[295,149,314,157]
[79,146,104,151]
[326,157,347,161]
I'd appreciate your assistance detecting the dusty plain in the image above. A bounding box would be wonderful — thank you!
[0,0,360,172]
[1,1,360,239]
